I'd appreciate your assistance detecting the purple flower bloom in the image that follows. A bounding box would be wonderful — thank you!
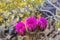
[16,22,26,35]
[26,17,38,32]
[38,17,48,31]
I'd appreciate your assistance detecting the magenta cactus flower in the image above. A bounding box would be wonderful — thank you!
[26,17,38,32]
[38,17,48,31]
[16,22,26,36]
